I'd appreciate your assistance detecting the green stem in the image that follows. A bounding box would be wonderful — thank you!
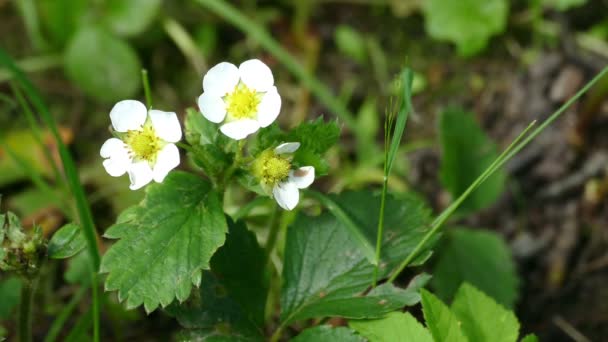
[372,174,388,287]
[176,141,194,153]
[270,323,286,342]
[264,204,281,261]
[194,0,359,134]
[141,69,153,109]
[18,279,36,342]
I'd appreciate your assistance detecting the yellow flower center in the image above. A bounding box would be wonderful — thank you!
[252,150,291,187]
[225,83,261,120]
[125,124,161,163]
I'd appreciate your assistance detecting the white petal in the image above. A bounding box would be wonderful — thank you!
[289,166,315,189]
[273,181,299,211]
[149,109,182,143]
[239,59,274,92]
[219,119,260,140]
[152,144,180,183]
[100,138,131,177]
[127,161,154,190]
[203,62,239,96]
[274,142,300,154]
[197,92,226,123]
[256,86,281,127]
[109,100,147,132]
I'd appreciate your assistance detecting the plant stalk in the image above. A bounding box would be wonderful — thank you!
[18,278,36,342]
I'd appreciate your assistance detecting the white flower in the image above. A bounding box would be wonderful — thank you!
[252,142,315,210]
[100,100,182,190]
[197,59,281,140]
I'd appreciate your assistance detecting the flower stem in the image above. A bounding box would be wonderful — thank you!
[141,69,153,109]
[18,278,36,342]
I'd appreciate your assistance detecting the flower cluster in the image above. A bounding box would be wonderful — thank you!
[100,59,316,210]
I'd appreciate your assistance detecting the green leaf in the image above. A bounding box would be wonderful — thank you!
[432,227,519,308]
[542,0,587,11]
[521,333,539,342]
[420,289,468,342]
[386,68,413,176]
[64,26,141,102]
[439,108,506,214]
[334,25,367,63]
[451,283,520,342]
[101,0,162,37]
[39,0,88,47]
[422,0,508,56]
[100,171,228,312]
[280,190,434,324]
[287,117,340,155]
[184,108,232,180]
[167,219,267,340]
[48,223,86,259]
[292,326,364,342]
[65,251,91,285]
[0,276,22,319]
[350,312,433,342]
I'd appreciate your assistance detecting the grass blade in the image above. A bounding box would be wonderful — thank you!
[0,47,101,342]
[373,68,414,286]
[388,65,608,283]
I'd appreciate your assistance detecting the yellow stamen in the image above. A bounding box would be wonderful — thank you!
[225,83,261,120]
[252,149,291,187]
[125,124,161,163]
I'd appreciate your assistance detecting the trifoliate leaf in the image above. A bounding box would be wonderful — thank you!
[422,0,508,56]
[292,326,364,342]
[350,312,433,342]
[432,227,519,308]
[420,289,467,342]
[64,26,141,102]
[101,0,162,37]
[48,223,86,259]
[280,190,435,324]
[100,171,227,312]
[451,283,520,342]
[439,108,506,214]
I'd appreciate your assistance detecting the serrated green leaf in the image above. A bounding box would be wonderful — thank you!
[167,219,267,340]
[420,289,468,342]
[48,223,86,259]
[439,108,506,214]
[451,283,520,342]
[292,326,365,342]
[422,0,508,56]
[64,26,141,102]
[280,190,434,324]
[101,0,162,37]
[287,117,340,155]
[250,124,285,156]
[432,227,519,308]
[100,171,228,312]
[350,312,433,342]
[0,276,22,319]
